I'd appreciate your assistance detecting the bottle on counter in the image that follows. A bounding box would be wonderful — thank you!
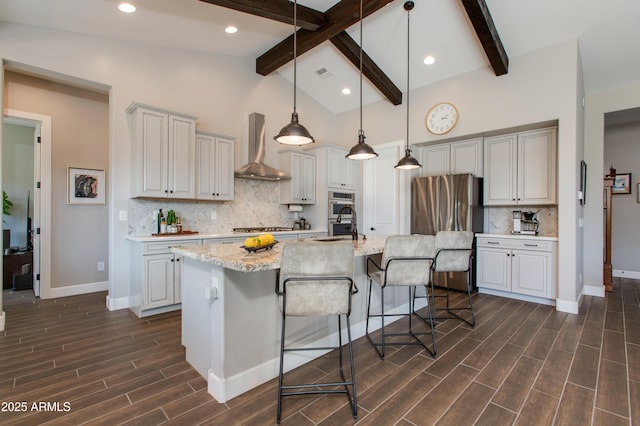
[160,216,167,234]
[157,209,164,234]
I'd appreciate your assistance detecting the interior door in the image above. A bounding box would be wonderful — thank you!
[363,142,406,237]
[32,125,41,297]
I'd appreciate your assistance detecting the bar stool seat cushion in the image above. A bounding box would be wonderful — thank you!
[434,231,473,272]
[371,234,435,287]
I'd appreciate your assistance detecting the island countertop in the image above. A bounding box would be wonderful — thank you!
[172,235,387,273]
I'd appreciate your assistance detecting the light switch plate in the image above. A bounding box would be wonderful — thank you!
[119,210,128,221]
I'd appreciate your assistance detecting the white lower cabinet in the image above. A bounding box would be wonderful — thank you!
[477,235,557,301]
[130,239,201,317]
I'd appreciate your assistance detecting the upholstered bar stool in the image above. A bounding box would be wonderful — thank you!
[365,234,436,359]
[430,230,476,327]
[275,240,358,424]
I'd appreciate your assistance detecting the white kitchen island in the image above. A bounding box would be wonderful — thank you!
[172,236,412,403]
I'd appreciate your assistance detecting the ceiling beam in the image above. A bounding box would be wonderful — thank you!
[256,0,395,76]
[460,0,509,75]
[198,0,325,31]
[330,31,402,106]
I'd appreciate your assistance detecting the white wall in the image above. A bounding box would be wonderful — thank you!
[337,39,585,310]
[0,22,336,305]
[584,82,640,290]
[603,122,640,275]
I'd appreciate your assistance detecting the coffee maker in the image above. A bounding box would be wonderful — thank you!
[512,210,539,235]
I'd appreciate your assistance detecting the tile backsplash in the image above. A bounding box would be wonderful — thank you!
[128,179,297,234]
[485,206,558,236]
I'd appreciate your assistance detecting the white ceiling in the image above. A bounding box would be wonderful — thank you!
[0,0,639,114]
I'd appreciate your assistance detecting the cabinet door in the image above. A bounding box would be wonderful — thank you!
[214,137,235,200]
[477,247,511,291]
[327,147,346,188]
[137,108,168,197]
[451,138,483,177]
[143,253,174,309]
[420,144,450,177]
[302,154,316,203]
[517,128,557,204]
[483,134,517,205]
[196,132,216,200]
[168,115,196,198]
[512,249,553,298]
[290,152,305,203]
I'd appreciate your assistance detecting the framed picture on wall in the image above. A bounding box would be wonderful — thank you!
[68,167,106,204]
[612,173,631,194]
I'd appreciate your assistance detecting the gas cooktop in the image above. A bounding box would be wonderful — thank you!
[232,227,294,234]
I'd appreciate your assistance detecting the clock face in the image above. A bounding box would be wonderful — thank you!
[426,102,458,135]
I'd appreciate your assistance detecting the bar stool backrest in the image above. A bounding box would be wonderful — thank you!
[279,241,354,316]
[434,231,474,272]
[380,235,435,286]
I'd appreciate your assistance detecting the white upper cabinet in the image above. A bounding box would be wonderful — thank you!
[419,138,483,177]
[279,151,316,204]
[195,131,235,201]
[327,146,357,190]
[484,127,556,205]
[128,103,196,199]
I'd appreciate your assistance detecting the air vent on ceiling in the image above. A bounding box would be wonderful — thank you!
[316,68,332,79]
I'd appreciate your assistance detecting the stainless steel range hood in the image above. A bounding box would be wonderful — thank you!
[234,113,291,181]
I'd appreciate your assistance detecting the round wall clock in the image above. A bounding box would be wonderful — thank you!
[426,102,458,135]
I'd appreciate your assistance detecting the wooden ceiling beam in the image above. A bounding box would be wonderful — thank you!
[256,0,395,76]
[460,0,509,75]
[198,0,325,31]
[330,31,402,105]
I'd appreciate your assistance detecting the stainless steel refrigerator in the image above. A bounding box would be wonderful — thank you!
[411,174,484,291]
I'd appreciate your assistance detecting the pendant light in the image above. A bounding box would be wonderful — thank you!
[346,0,378,160]
[395,1,421,170]
[274,0,314,145]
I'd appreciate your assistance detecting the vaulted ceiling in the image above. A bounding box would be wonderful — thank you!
[0,0,638,114]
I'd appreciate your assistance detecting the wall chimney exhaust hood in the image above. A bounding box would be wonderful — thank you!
[234,113,291,181]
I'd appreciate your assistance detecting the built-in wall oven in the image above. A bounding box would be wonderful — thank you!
[328,191,355,237]
[328,191,355,219]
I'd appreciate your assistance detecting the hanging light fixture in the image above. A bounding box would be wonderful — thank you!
[346,0,378,160]
[274,0,314,145]
[395,1,421,170]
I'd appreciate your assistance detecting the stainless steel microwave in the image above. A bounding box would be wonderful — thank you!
[328,191,355,219]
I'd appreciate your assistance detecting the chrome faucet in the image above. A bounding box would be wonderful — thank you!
[337,205,358,240]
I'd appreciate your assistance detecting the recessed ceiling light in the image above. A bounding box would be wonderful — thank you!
[424,55,436,65]
[225,26,238,34]
[342,88,351,95]
[118,3,136,13]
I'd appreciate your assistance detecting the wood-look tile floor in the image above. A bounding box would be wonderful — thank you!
[1,278,638,425]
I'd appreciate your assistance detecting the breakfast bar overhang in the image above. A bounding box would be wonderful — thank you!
[173,236,414,403]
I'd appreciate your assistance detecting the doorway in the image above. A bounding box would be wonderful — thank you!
[2,111,51,297]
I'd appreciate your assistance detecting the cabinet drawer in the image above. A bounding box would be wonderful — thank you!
[144,239,201,254]
[477,238,554,252]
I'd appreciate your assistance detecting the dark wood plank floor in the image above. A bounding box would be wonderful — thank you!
[1,278,638,425]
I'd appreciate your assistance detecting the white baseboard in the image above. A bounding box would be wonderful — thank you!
[613,270,640,279]
[477,288,555,307]
[106,294,131,311]
[48,281,108,299]
[555,298,580,314]
[0,311,5,332]
[582,285,605,297]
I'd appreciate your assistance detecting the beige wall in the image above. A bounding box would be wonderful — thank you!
[4,71,109,289]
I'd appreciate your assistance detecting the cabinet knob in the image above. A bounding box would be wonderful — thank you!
[370,227,376,231]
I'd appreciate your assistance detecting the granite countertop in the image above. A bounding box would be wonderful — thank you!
[126,229,326,243]
[172,235,387,273]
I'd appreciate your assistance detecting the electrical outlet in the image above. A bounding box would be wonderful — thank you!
[211,211,217,221]
[97,262,105,272]
[119,210,128,221]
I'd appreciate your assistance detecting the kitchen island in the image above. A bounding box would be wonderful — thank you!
[173,236,410,403]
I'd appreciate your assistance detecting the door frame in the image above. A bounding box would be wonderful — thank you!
[3,109,51,298]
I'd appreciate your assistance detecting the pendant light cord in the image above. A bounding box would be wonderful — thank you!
[359,0,364,136]
[293,0,298,114]
[406,2,410,152]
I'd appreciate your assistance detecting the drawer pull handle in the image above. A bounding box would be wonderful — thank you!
[524,243,538,247]
[487,241,500,244]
